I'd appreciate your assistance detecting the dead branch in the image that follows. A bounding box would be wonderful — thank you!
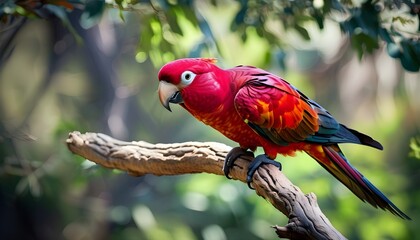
[66,131,346,240]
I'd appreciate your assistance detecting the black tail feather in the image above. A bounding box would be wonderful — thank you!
[340,125,383,150]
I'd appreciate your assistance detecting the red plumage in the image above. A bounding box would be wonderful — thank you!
[157,58,410,219]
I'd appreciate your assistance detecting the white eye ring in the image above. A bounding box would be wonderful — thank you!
[180,71,196,86]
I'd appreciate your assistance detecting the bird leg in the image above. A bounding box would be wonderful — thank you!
[223,147,254,179]
[247,154,282,189]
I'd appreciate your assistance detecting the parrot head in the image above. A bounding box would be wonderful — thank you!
[157,58,230,113]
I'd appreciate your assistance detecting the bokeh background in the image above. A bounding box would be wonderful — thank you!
[1,1,419,239]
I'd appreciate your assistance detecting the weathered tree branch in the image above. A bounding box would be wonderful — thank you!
[66,131,346,240]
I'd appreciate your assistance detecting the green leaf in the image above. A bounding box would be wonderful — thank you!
[180,6,199,27]
[359,1,380,37]
[294,24,310,40]
[351,31,379,59]
[80,0,106,29]
[400,40,420,72]
[392,16,415,26]
[166,7,184,36]
[137,16,155,54]
[231,2,247,32]
[340,17,357,34]
[387,42,402,58]
[313,9,324,29]
[44,4,82,44]
[256,27,264,38]
[409,137,420,159]
[379,27,393,43]
[240,29,247,42]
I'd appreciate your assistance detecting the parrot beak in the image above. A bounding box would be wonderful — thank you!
[158,81,183,112]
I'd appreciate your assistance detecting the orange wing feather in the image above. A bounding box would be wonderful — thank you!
[233,71,319,145]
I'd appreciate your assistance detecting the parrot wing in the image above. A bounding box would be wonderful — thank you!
[233,71,382,149]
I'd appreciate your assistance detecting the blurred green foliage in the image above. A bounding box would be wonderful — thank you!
[1,0,419,240]
[409,137,420,159]
[2,0,419,70]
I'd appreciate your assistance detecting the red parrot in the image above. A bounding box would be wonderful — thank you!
[157,58,410,219]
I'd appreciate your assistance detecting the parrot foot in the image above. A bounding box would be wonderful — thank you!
[247,155,282,189]
[223,147,254,179]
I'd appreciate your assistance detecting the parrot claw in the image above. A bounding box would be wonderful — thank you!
[224,147,254,179]
[247,155,282,189]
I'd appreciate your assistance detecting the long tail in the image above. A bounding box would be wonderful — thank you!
[305,144,410,220]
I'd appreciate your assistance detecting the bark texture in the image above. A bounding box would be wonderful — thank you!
[66,131,346,240]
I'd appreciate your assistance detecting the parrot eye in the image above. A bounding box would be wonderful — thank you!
[180,71,196,86]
